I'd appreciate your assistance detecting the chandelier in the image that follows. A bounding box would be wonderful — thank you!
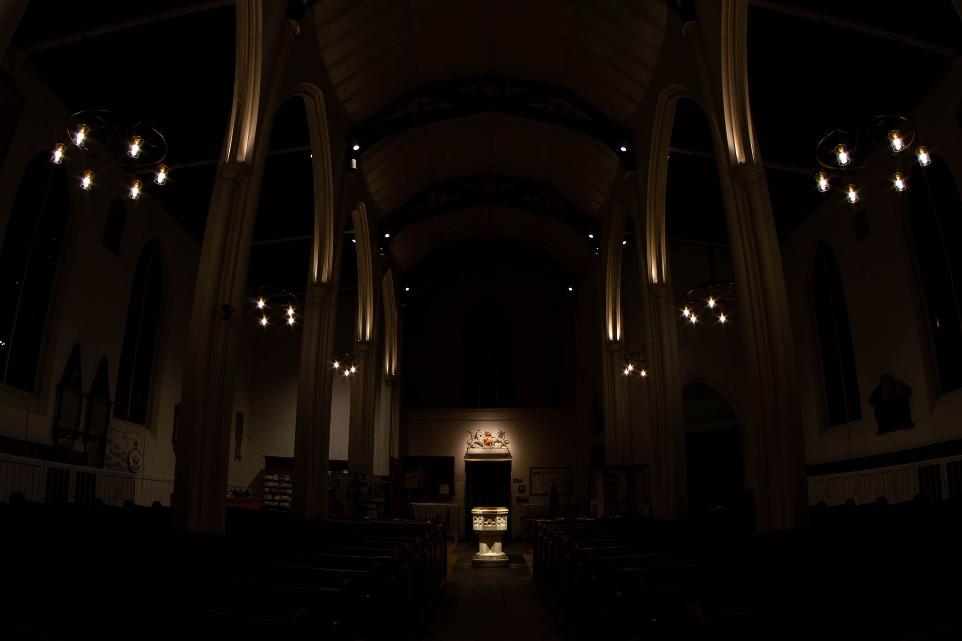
[248,287,299,328]
[622,350,649,378]
[680,246,734,327]
[813,114,930,205]
[331,350,359,378]
[51,109,169,199]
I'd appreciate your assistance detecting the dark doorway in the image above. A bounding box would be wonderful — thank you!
[464,460,511,539]
[683,383,744,514]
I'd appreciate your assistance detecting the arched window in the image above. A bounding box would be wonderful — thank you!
[115,241,163,425]
[85,357,111,467]
[908,160,962,395]
[0,152,68,391]
[812,243,861,425]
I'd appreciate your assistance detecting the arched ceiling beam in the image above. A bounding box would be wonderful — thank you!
[379,174,597,241]
[349,76,636,170]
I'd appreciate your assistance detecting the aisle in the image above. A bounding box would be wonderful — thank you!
[424,541,562,641]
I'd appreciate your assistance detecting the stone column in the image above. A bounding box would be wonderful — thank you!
[172,163,249,533]
[601,339,629,465]
[644,283,687,519]
[0,0,28,62]
[292,282,337,518]
[728,164,807,532]
[348,341,377,474]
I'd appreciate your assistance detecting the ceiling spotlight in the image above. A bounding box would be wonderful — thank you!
[256,297,266,309]
[73,123,88,147]
[351,238,357,244]
[568,286,574,292]
[718,312,728,324]
[384,232,390,238]
[128,178,142,200]
[815,171,829,193]
[259,315,269,327]
[405,286,410,292]
[834,144,850,167]
[622,240,627,246]
[352,141,360,151]
[845,184,859,205]
[154,164,168,186]
[51,142,66,165]
[707,297,716,309]
[128,135,143,158]
[916,146,931,167]
[619,145,628,153]
[892,172,907,192]
[588,233,594,239]
[80,169,94,191]
[888,130,904,153]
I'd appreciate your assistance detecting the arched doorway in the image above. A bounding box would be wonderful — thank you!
[683,382,743,514]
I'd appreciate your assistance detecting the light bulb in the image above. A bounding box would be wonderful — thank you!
[626,363,634,372]
[619,145,627,152]
[154,164,168,186]
[567,286,573,292]
[352,142,360,151]
[888,130,904,152]
[707,297,716,309]
[892,172,907,192]
[719,312,728,324]
[333,360,341,370]
[917,146,931,167]
[622,240,627,245]
[129,178,142,200]
[351,239,356,244]
[689,313,698,325]
[815,171,830,193]
[623,367,630,376]
[259,315,269,327]
[846,184,859,205]
[682,307,691,318]
[287,316,295,326]
[587,233,594,239]
[834,144,850,167]
[404,287,410,292]
[256,297,266,309]
[343,369,351,378]
[384,232,390,238]
[640,369,648,378]
[80,170,94,191]
[51,142,65,165]
[74,124,88,147]
[128,135,143,158]
[287,305,295,317]
[349,365,357,374]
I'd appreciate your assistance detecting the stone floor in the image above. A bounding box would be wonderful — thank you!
[424,540,562,641]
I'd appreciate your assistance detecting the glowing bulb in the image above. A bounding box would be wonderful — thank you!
[587,233,594,239]
[287,305,295,317]
[333,360,341,370]
[707,297,716,309]
[384,232,390,238]
[640,369,648,378]
[689,313,697,325]
[154,164,168,186]
[404,287,410,292]
[626,363,634,372]
[846,184,859,205]
[352,143,360,151]
[74,124,88,147]
[259,315,269,327]
[80,169,94,191]
[568,286,573,292]
[287,316,295,326]
[51,143,65,165]
[351,239,356,244]
[834,144,850,167]
[349,365,357,374]
[917,146,931,167]
[682,307,691,318]
[888,130,904,152]
[619,145,627,152]
[128,135,143,158]
[256,298,266,309]
[128,178,142,200]
[343,369,351,378]
[622,240,627,245]
[892,172,907,192]
[815,171,830,193]
[719,312,728,324]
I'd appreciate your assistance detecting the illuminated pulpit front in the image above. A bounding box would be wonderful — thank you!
[471,506,509,568]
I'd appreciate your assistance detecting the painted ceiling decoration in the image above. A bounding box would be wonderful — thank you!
[350,76,634,170]
[380,174,594,240]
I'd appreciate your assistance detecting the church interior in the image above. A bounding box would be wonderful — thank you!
[2,1,962,639]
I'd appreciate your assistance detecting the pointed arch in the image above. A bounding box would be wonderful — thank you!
[382,270,398,376]
[908,158,962,394]
[812,243,861,425]
[352,203,374,343]
[53,344,83,438]
[115,240,164,425]
[294,82,336,286]
[719,0,757,166]
[224,0,263,163]
[85,357,111,467]
[0,152,69,391]
[644,85,700,285]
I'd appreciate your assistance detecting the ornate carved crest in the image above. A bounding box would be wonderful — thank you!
[466,429,509,450]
